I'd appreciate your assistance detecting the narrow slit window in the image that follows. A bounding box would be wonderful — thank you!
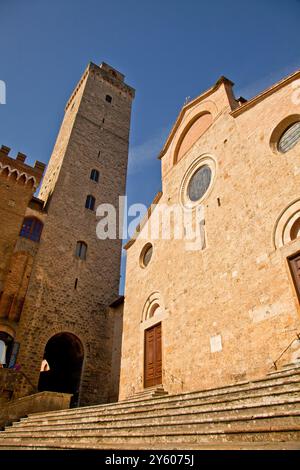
[85,195,95,211]
[90,169,99,182]
[75,241,87,260]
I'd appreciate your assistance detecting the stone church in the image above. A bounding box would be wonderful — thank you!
[0,61,300,448]
[120,70,300,399]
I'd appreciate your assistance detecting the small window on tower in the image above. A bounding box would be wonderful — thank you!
[85,195,95,211]
[20,217,43,242]
[75,241,87,260]
[105,95,112,103]
[90,169,99,182]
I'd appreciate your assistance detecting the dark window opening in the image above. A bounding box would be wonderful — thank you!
[85,195,95,211]
[20,217,43,242]
[105,94,112,103]
[75,242,87,260]
[90,169,99,182]
[74,278,78,289]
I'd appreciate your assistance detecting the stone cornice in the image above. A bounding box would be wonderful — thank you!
[231,69,300,118]
[65,62,135,111]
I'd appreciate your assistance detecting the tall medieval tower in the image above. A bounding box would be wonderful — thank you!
[15,62,135,405]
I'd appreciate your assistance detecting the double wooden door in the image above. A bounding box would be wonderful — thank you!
[144,323,162,388]
[288,253,300,300]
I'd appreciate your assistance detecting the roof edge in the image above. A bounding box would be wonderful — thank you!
[124,191,163,250]
[158,76,235,160]
[231,68,300,117]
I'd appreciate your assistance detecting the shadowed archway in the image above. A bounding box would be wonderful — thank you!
[38,332,84,406]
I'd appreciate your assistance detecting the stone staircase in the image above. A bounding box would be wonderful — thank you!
[126,385,168,401]
[0,364,300,449]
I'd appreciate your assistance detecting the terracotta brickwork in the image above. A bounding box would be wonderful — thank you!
[120,71,300,400]
[0,149,45,336]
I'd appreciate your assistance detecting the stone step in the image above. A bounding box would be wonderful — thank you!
[0,440,299,450]
[20,378,300,424]
[3,411,300,437]
[26,369,300,421]
[1,420,300,446]
[12,392,300,428]
[1,365,300,449]
[7,402,300,433]
[267,364,300,376]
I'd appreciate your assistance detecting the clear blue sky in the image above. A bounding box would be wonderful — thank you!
[1,0,300,292]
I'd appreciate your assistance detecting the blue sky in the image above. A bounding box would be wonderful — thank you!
[1,0,300,292]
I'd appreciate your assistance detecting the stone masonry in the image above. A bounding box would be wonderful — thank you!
[120,71,300,400]
[0,62,134,407]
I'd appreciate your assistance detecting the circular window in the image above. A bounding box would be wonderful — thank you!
[180,156,216,209]
[278,121,300,153]
[140,243,153,268]
[187,165,212,202]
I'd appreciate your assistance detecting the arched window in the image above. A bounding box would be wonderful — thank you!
[85,195,95,211]
[140,243,153,268]
[75,241,87,260]
[90,169,99,182]
[278,121,300,153]
[290,218,300,241]
[20,217,43,242]
[105,94,112,103]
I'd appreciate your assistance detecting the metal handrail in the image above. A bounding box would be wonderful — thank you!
[273,332,300,370]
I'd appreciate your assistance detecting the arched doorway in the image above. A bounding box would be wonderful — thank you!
[38,333,84,407]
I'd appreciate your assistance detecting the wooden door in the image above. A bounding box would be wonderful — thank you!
[144,323,162,388]
[288,253,300,301]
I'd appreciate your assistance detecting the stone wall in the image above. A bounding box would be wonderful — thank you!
[120,72,300,399]
[13,63,134,406]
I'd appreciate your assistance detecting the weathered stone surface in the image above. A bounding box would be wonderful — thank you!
[0,391,71,428]
[121,71,300,399]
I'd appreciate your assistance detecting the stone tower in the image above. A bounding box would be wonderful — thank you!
[15,62,135,406]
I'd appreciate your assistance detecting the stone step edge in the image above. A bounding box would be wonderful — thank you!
[13,395,300,429]
[1,441,299,450]
[268,363,300,375]
[1,425,300,441]
[29,372,300,417]
[4,410,300,436]
[7,411,300,436]
[17,387,300,428]
[23,379,300,421]
[18,385,300,425]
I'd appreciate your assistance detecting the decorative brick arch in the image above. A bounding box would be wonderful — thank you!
[0,162,37,188]
[273,198,300,248]
[141,292,165,323]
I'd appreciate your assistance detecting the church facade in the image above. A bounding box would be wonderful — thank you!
[119,70,300,400]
